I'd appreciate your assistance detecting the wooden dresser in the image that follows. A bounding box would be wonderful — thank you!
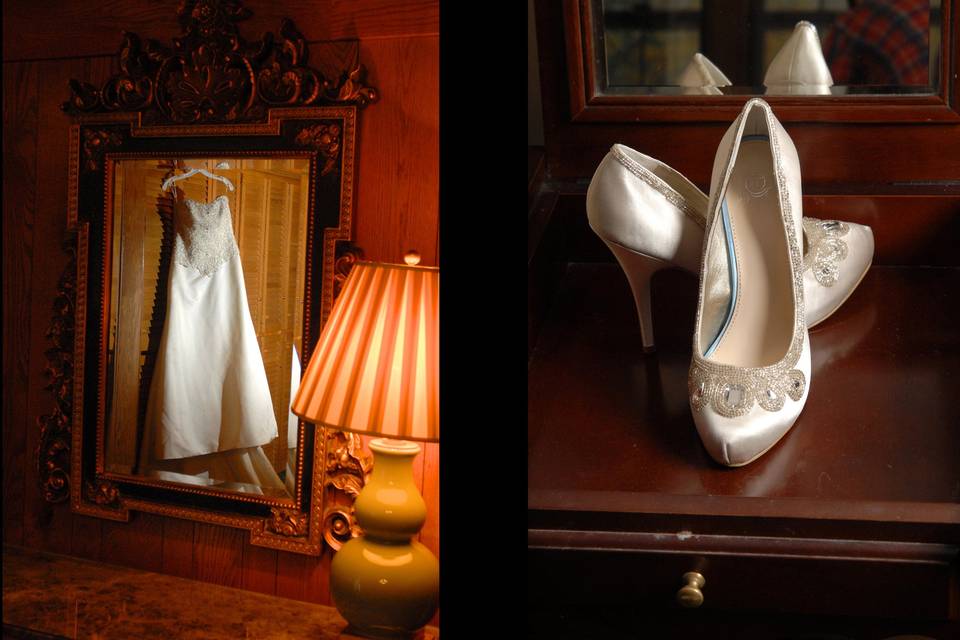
[528,2,960,636]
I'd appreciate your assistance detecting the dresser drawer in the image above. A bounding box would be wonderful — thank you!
[528,530,959,620]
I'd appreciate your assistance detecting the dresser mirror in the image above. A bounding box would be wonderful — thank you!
[561,0,957,123]
[105,156,312,500]
[43,0,377,555]
[595,0,942,96]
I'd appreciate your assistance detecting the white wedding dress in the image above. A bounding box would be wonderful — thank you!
[140,193,282,491]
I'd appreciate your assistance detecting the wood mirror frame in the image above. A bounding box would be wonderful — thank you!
[562,0,959,123]
[535,0,960,190]
[38,0,378,556]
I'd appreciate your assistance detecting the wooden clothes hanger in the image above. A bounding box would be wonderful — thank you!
[161,161,235,193]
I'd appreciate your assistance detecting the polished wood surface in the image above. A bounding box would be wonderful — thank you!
[2,544,441,639]
[529,261,960,512]
[2,0,438,62]
[528,227,960,620]
[2,0,438,627]
[527,185,960,621]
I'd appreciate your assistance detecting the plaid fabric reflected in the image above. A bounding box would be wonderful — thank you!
[822,0,930,86]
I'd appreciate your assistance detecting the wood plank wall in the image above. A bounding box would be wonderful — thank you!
[1,0,439,626]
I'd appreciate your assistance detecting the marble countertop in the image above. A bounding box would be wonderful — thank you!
[3,545,438,639]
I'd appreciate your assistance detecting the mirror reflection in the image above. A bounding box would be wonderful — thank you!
[597,0,941,95]
[105,157,310,499]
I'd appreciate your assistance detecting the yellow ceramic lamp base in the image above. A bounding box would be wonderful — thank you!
[331,438,439,639]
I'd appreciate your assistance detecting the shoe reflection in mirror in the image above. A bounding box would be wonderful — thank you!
[764,21,834,96]
[676,52,732,95]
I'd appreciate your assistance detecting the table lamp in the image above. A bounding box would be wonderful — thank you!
[292,253,439,639]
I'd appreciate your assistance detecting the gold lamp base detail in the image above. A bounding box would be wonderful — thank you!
[330,439,439,639]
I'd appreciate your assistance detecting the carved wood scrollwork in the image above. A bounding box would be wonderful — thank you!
[333,242,364,299]
[84,479,122,508]
[82,130,123,172]
[61,0,377,125]
[322,247,372,549]
[323,506,359,550]
[267,507,309,537]
[56,0,372,556]
[37,238,77,504]
[295,123,341,176]
[322,429,373,550]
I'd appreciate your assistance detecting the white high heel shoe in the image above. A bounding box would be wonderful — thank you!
[689,98,809,467]
[675,23,833,96]
[764,21,834,95]
[586,144,873,350]
[677,52,732,95]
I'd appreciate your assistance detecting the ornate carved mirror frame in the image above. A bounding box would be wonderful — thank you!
[40,0,378,555]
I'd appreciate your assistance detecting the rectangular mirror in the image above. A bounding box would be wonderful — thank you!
[105,157,311,500]
[594,0,942,96]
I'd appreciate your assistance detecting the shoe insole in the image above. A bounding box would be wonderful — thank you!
[703,198,738,358]
[706,136,794,367]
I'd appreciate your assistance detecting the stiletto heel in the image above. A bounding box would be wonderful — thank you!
[586,143,873,340]
[603,240,668,352]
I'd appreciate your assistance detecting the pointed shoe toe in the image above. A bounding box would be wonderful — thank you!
[764,21,834,95]
[692,337,811,466]
[688,98,811,467]
[803,219,875,327]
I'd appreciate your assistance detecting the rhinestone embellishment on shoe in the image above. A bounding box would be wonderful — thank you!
[803,218,849,287]
[689,364,805,417]
[690,102,807,419]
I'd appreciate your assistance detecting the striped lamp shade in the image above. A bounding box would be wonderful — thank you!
[291,261,439,442]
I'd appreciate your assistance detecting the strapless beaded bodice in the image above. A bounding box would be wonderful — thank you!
[173,195,239,276]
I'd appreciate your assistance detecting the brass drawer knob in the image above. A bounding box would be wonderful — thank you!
[676,571,705,608]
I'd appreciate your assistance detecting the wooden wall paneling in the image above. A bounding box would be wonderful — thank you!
[3,0,439,62]
[194,522,245,588]
[412,446,425,501]
[301,551,332,605]
[354,36,439,265]
[100,513,164,573]
[2,60,38,547]
[241,542,278,596]
[108,163,146,472]
[69,515,103,561]
[420,444,439,554]
[275,549,309,600]
[541,122,960,185]
[421,442,439,628]
[29,56,117,550]
[276,548,332,604]
[161,518,196,579]
[21,58,85,553]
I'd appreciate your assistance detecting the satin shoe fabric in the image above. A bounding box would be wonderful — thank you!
[764,21,834,95]
[676,21,834,96]
[689,98,811,467]
[676,52,732,95]
[585,100,874,467]
[586,144,874,330]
